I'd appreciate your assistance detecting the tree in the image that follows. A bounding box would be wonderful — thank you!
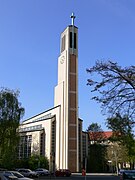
[87,123,105,143]
[106,142,128,174]
[0,88,24,168]
[87,61,135,120]
[87,143,107,173]
[28,155,49,170]
[106,114,135,169]
[86,122,102,132]
[107,113,133,139]
[86,123,108,173]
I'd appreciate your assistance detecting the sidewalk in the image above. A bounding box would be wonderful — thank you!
[72,172,117,176]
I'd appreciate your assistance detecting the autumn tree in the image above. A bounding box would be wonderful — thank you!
[87,61,135,120]
[0,88,24,168]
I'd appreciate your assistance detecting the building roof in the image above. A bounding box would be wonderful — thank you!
[88,131,113,141]
[22,105,61,122]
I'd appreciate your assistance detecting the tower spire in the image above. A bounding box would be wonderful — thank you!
[70,12,76,26]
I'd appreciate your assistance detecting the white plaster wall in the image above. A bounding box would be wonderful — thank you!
[20,106,61,168]
[54,82,64,169]
[54,82,64,107]
[54,27,70,169]
[57,51,67,84]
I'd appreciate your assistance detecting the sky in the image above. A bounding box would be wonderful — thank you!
[0,0,135,131]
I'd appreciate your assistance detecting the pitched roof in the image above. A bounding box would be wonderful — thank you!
[88,131,113,141]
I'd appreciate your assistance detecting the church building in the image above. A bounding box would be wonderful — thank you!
[18,13,88,172]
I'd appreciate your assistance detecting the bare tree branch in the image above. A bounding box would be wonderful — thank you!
[87,61,135,119]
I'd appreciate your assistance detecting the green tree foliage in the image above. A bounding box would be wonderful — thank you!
[87,123,105,143]
[87,61,135,119]
[106,143,128,174]
[106,114,135,168]
[107,113,133,140]
[0,88,24,168]
[14,159,29,168]
[28,155,49,170]
[12,155,49,170]
[87,144,107,173]
[86,123,108,172]
[86,122,102,132]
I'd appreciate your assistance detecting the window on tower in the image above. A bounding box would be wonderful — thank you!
[70,32,72,48]
[61,35,66,52]
[70,32,76,49]
[74,33,76,49]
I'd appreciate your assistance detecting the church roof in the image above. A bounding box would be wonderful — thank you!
[22,105,60,123]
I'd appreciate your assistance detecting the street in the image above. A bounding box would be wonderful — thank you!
[35,174,120,180]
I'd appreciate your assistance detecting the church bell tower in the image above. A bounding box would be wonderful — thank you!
[54,13,79,172]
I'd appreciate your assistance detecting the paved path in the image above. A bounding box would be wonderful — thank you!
[35,173,119,180]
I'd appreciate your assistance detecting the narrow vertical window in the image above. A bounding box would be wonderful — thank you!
[51,118,56,172]
[74,33,76,49]
[70,32,76,49]
[70,32,72,48]
[40,132,45,156]
[61,35,65,52]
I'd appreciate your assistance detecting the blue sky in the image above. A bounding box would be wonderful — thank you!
[0,0,135,131]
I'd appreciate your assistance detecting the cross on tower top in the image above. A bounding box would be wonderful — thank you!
[70,12,76,26]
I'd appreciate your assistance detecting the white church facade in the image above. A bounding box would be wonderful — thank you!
[19,14,88,172]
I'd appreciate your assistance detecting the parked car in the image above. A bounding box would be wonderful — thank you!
[17,169,38,178]
[55,169,71,177]
[3,171,34,180]
[35,168,49,176]
[0,169,7,172]
[118,169,126,176]
[120,170,135,180]
[0,172,18,180]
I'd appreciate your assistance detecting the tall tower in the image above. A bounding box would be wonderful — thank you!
[54,13,79,172]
